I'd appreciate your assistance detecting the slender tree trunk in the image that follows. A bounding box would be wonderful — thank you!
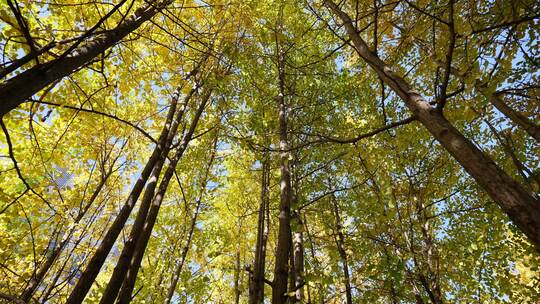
[303,214,324,304]
[249,155,270,304]
[330,195,353,304]
[114,90,211,304]
[164,142,216,304]
[292,212,304,303]
[99,148,170,303]
[64,93,179,304]
[325,0,540,250]
[417,199,443,304]
[289,154,304,303]
[417,272,441,304]
[489,93,540,143]
[98,87,193,304]
[0,0,174,117]
[164,200,201,304]
[289,245,295,297]
[234,247,242,304]
[272,45,293,304]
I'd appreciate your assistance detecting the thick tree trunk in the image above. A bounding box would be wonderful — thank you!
[249,155,270,304]
[272,47,293,304]
[64,94,178,304]
[330,195,353,304]
[489,93,540,143]
[0,0,173,117]
[114,90,211,304]
[325,0,540,250]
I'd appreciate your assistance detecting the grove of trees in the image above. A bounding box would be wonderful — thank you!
[0,0,539,303]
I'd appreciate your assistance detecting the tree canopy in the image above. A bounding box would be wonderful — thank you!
[0,0,539,303]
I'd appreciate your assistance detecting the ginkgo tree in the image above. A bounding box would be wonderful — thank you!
[0,0,539,303]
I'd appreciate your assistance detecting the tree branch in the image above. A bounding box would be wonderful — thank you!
[32,100,157,143]
[307,116,416,144]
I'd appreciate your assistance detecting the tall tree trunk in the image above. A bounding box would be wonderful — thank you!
[292,212,305,303]
[234,247,242,304]
[164,140,216,304]
[288,245,295,297]
[114,90,211,304]
[98,87,194,304]
[416,197,443,304]
[163,200,201,304]
[64,91,179,304]
[303,214,325,304]
[249,154,270,304]
[489,93,540,143]
[330,195,353,304]
[0,0,174,117]
[324,0,540,250]
[272,44,293,304]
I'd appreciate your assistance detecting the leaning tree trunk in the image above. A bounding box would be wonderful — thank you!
[65,92,179,304]
[164,138,217,304]
[164,199,202,304]
[98,87,194,304]
[325,0,540,250]
[0,0,175,117]
[114,90,211,304]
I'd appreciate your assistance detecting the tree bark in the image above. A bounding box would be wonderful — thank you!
[330,195,353,304]
[0,0,173,117]
[249,155,270,304]
[114,89,211,304]
[65,92,178,304]
[98,87,194,304]
[325,0,540,250]
[234,247,242,304]
[163,200,201,304]
[417,199,443,304]
[292,212,305,303]
[272,44,293,304]
[164,139,216,304]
